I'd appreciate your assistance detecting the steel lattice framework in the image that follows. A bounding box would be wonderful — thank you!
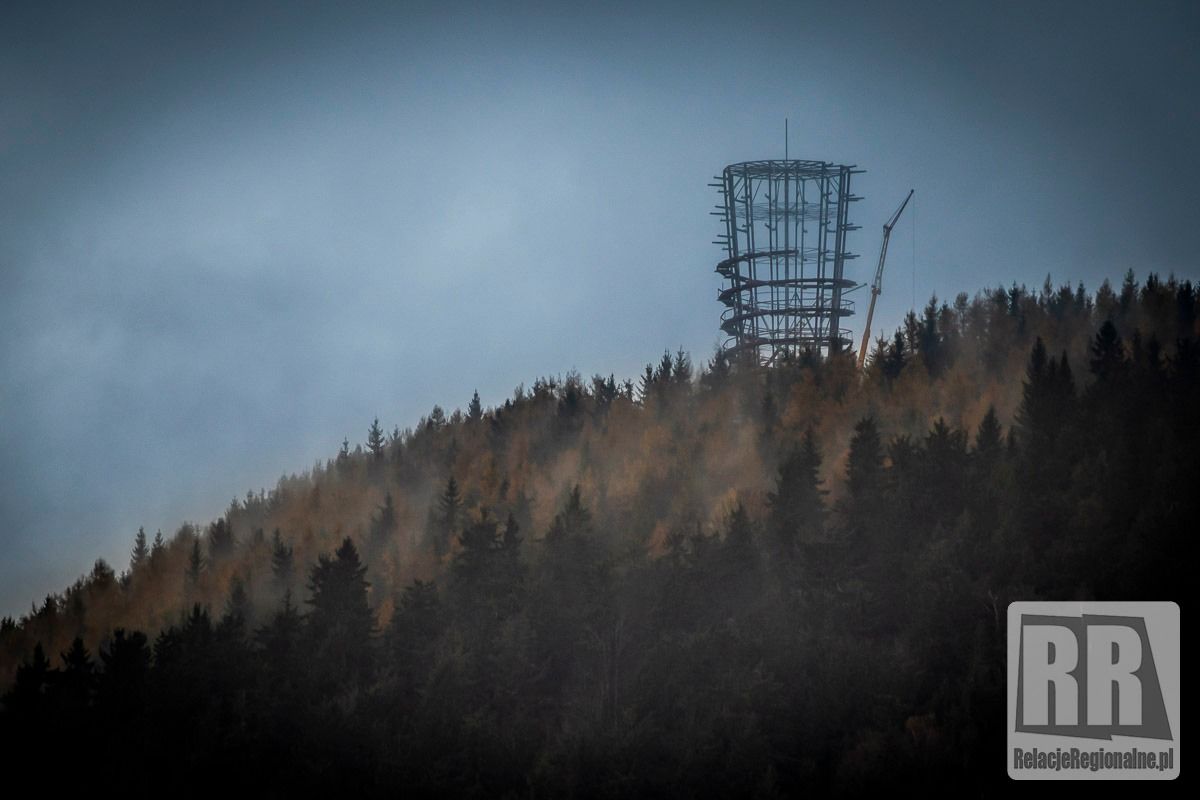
[712,160,862,363]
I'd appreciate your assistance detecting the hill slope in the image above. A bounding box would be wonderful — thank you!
[1,272,1195,794]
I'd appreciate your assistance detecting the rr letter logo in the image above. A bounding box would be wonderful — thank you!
[1008,602,1179,780]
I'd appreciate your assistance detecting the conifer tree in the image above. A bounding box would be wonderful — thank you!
[336,437,352,478]
[271,529,294,591]
[130,527,149,572]
[767,428,826,557]
[451,511,503,617]
[207,517,235,561]
[637,363,656,405]
[306,537,375,681]
[57,637,95,713]
[721,503,758,578]
[1016,338,1077,466]
[672,348,692,384]
[920,417,970,524]
[974,406,1003,459]
[5,642,53,715]
[367,417,386,461]
[186,538,204,587]
[256,589,303,684]
[96,629,150,722]
[918,296,944,376]
[149,529,165,567]
[591,374,618,410]
[844,417,883,501]
[1016,337,1048,430]
[430,475,462,557]
[223,575,251,629]
[657,349,674,383]
[530,487,607,704]
[882,330,907,381]
[386,580,441,683]
[701,349,731,391]
[371,492,398,543]
[1089,320,1126,381]
[546,485,591,543]
[501,512,522,559]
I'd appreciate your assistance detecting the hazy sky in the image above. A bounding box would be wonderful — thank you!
[1,1,1197,617]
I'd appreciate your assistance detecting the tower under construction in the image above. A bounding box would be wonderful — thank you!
[712,160,862,364]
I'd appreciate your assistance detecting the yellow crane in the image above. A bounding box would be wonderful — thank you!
[857,189,914,371]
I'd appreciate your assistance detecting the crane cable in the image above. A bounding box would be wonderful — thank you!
[911,193,917,311]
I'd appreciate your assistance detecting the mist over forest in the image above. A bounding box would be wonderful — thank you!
[1,272,1195,794]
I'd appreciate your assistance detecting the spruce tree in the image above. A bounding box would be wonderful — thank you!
[207,517,235,561]
[844,417,883,501]
[367,417,386,462]
[1090,320,1126,381]
[1016,338,1052,447]
[974,406,1003,459]
[149,529,165,567]
[96,629,150,722]
[431,476,462,557]
[223,575,251,630]
[5,642,53,715]
[130,527,149,572]
[500,512,522,559]
[530,487,607,704]
[57,637,95,713]
[672,348,692,384]
[767,428,827,557]
[722,503,758,576]
[451,511,502,617]
[657,349,674,383]
[701,349,731,391]
[920,417,970,525]
[271,529,294,591]
[637,363,656,405]
[545,485,589,543]
[186,538,204,587]
[306,537,375,682]
[256,589,304,684]
[387,580,441,683]
[371,493,399,543]
[882,330,907,381]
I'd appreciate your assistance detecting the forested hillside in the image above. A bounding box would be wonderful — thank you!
[1,271,1195,795]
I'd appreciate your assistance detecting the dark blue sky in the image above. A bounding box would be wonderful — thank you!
[2,1,1197,616]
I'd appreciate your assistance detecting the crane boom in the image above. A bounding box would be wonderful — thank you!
[857,189,914,370]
